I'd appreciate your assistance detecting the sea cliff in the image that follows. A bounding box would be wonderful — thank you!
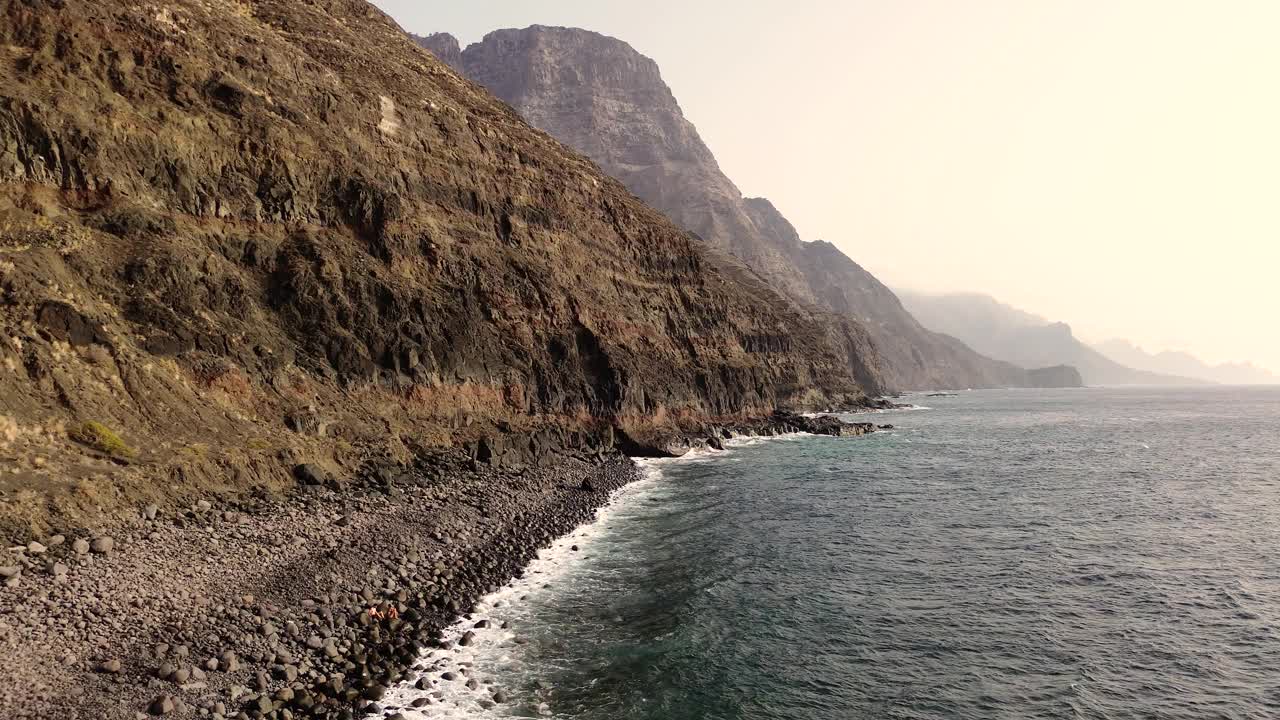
[416,26,1048,391]
[0,1,894,717]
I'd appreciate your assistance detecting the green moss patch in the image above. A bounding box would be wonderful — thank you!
[71,421,136,458]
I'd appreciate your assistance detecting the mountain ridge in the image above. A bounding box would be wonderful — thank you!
[897,291,1211,387]
[1094,339,1279,385]
[415,26,1065,392]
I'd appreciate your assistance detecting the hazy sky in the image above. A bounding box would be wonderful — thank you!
[374,1,1280,372]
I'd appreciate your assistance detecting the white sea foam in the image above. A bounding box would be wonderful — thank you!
[382,434,804,717]
[383,461,674,718]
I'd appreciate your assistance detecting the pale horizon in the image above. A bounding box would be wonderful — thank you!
[374,0,1280,374]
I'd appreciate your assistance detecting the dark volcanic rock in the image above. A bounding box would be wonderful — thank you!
[766,410,875,438]
[147,695,175,716]
[293,464,329,487]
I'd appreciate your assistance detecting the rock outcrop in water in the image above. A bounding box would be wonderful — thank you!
[417,26,1051,391]
[0,0,894,535]
[1026,365,1085,389]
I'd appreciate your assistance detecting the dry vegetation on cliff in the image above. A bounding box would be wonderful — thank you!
[0,0,882,537]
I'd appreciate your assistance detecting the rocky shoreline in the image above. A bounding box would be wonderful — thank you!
[0,411,886,720]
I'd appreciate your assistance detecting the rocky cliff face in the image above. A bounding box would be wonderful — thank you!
[413,32,462,67]
[428,28,816,302]
[422,25,1033,390]
[0,0,877,533]
[746,200,1030,389]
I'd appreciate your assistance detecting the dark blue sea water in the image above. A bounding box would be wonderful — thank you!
[391,386,1280,719]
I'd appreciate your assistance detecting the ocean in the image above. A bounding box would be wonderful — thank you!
[387,386,1280,719]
